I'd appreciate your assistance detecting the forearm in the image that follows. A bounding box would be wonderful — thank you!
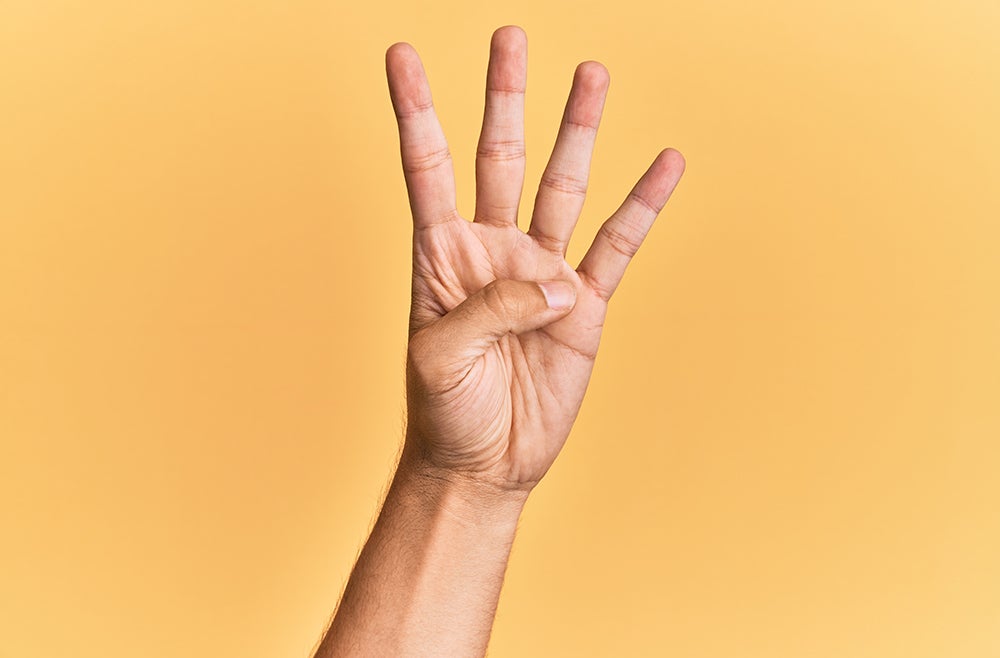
[315,445,529,658]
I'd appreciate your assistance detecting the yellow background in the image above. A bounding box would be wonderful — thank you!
[2,0,998,656]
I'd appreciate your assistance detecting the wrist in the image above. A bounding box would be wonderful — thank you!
[323,440,529,657]
[395,442,531,526]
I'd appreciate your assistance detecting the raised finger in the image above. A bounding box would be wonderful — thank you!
[577,148,685,302]
[385,42,459,229]
[527,61,610,253]
[474,26,528,227]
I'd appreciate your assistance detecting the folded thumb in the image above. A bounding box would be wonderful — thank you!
[424,278,577,361]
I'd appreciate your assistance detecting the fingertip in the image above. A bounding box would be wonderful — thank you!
[663,147,685,166]
[488,25,528,83]
[575,60,610,91]
[386,41,414,63]
[656,147,686,177]
[386,42,425,81]
[492,25,527,48]
[385,42,433,111]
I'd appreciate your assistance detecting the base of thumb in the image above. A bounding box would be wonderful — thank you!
[421,278,577,360]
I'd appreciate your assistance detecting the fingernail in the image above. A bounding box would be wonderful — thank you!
[539,281,577,310]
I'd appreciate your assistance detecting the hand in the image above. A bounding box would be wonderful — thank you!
[388,26,685,493]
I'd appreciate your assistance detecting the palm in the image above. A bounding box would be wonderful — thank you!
[388,27,684,486]
[410,219,604,481]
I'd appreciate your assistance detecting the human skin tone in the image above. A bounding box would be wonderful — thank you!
[314,25,685,658]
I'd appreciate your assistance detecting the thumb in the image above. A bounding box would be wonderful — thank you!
[422,278,577,362]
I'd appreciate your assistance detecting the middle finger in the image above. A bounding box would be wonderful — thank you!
[528,60,610,254]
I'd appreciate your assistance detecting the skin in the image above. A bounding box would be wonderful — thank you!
[314,25,685,658]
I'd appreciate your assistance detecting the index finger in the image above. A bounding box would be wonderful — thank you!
[386,43,460,229]
[577,148,685,301]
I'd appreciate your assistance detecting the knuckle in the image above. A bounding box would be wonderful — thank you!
[529,229,565,253]
[407,328,455,389]
[406,328,465,396]
[481,280,512,318]
[394,99,434,120]
[627,191,663,216]
[539,170,588,198]
[577,268,614,303]
[406,328,435,374]
[403,145,452,174]
[476,139,526,163]
[598,221,643,258]
[481,279,535,322]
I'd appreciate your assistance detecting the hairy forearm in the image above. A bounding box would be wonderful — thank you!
[315,445,529,658]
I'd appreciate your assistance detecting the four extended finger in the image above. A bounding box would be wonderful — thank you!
[385,42,459,229]
[577,149,686,302]
[474,26,528,227]
[527,61,610,253]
